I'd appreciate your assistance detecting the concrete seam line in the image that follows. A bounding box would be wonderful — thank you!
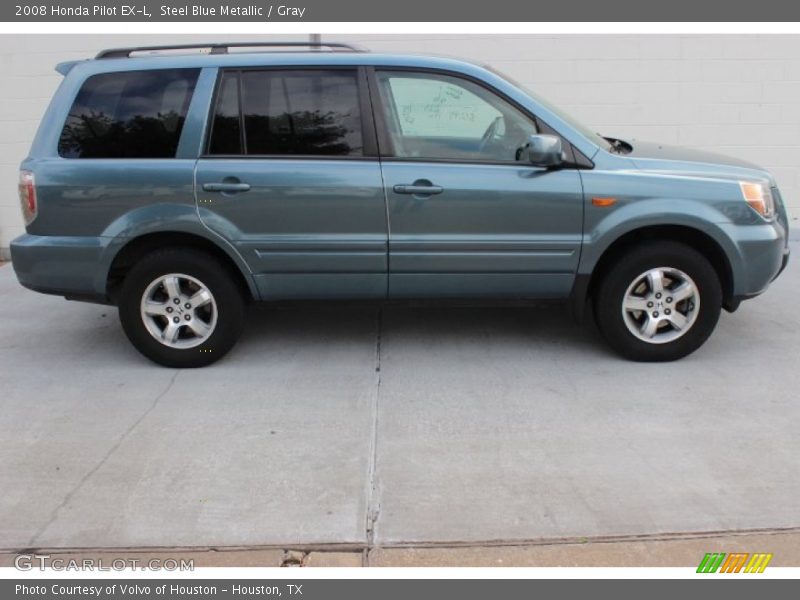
[1,543,366,555]
[374,526,800,549]
[363,306,383,566]
[5,526,800,556]
[25,369,182,547]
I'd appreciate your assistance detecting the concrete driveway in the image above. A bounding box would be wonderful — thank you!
[1,246,799,551]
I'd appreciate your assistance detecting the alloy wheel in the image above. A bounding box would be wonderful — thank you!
[139,273,218,349]
[621,266,700,344]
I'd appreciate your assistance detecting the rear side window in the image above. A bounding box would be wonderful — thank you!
[207,69,363,156]
[58,69,200,159]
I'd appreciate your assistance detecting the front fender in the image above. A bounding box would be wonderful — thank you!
[579,198,741,277]
[569,197,748,321]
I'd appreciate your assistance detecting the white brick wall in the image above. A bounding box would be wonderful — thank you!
[1,33,799,251]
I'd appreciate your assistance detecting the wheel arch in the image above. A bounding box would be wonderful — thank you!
[571,224,736,320]
[105,231,258,304]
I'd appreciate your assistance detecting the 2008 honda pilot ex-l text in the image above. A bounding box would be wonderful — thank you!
[10,42,791,367]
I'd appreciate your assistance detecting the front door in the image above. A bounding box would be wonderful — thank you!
[195,67,387,299]
[372,69,584,298]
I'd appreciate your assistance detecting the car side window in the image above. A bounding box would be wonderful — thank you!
[207,69,364,156]
[58,69,200,159]
[375,70,537,162]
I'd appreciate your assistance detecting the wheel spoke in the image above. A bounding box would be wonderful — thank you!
[667,311,689,331]
[671,281,694,303]
[640,315,660,339]
[162,276,182,299]
[646,269,665,295]
[143,299,168,317]
[186,318,212,338]
[161,321,182,344]
[623,295,650,312]
[188,288,213,308]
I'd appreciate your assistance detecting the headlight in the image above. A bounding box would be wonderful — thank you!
[739,181,774,219]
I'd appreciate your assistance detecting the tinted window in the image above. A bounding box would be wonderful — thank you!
[376,70,537,162]
[208,69,363,156]
[58,69,199,159]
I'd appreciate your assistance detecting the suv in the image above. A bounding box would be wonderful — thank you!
[11,42,791,367]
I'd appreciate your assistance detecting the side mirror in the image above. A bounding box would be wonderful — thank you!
[519,134,563,168]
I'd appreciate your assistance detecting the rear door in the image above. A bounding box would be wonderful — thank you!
[371,69,584,299]
[195,67,387,300]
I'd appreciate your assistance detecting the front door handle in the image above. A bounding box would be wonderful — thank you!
[202,182,251,193]
[393,183,443,196]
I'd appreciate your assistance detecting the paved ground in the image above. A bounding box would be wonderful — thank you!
[1,245,799,565]
[1,531,797,568]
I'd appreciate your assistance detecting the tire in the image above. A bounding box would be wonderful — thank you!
[593,241,722,361]
[118,248,245,368]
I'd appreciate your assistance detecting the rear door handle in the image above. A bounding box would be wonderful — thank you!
[393,184,443,196]
[202,182,251,193]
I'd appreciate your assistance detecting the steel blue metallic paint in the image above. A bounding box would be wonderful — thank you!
[9,50,790,313]
[195,158,388,299]
[381,161,583,298]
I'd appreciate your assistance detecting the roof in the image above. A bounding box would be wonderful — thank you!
[50,45,604,161]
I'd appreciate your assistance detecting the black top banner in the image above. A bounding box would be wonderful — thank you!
[4,0,800,21]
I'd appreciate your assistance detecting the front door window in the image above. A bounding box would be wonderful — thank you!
[375,70,537,162]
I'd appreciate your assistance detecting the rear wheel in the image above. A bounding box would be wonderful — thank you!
[594,241,722,361]
[118,248,245,367]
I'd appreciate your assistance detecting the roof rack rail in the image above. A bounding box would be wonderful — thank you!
[96,42,367,59]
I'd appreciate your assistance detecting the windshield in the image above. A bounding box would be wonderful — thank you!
[484,65,614,153]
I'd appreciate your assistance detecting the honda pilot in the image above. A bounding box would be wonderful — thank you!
[10,42,791,367]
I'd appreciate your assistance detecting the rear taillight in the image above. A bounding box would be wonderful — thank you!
[18,170,37,224]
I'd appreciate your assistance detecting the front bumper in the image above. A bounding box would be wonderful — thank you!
[722,217,789,305]
[774,245,791,281]
[10,233,109,302]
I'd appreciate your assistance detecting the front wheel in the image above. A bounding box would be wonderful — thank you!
[594,241,722,361]
[118,248,245,368]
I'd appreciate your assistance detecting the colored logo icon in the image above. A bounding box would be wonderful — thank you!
[697,553,773,573]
